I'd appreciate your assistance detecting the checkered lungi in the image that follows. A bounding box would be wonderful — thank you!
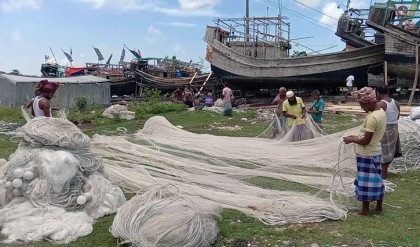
[381,124,402,165]
[354,154,385,202]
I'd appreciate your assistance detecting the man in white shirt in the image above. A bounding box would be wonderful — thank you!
[346,75,355,93]
[32,80,60,117]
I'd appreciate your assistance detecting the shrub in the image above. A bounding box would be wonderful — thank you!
[143,88,162,105]
[74,96,88,112]
[130,102,187,118]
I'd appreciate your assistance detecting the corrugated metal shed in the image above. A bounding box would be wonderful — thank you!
[0,74,111,108]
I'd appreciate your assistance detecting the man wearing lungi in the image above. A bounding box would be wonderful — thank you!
[271,87,288,138]
[308,90,325,131]
[222,82,233,116]
[343,87,386,216]
[282,91,308,141]
[377,85,402,179]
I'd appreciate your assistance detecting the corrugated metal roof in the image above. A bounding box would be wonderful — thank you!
[0,74,110,84]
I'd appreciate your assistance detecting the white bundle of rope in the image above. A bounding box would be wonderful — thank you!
[111,184,218,247]
[16,117,91,149]
[390,119,420,172]
[102,104,135,120]
[0,116,126,244]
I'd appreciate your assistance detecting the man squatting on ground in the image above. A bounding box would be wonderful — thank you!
[31,80,60,117]
[377,85,402,179]
[271,87,287,137]
[343,87,386,216]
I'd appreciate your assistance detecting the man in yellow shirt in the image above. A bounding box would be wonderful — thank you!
[343,87,386,217]
[282,90,308,141]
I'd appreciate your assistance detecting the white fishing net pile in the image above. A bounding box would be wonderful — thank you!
[96,115,419,237]
[103,104,135,120]
[0,117,126,244]
[111,184,218,247]
[1,109,418,246]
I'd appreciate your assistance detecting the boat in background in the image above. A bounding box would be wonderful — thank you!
[129,56,217,93]
[40,63,86,77]
[203,14,384,91]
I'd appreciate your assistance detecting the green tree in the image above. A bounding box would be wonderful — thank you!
[10,69,21,75]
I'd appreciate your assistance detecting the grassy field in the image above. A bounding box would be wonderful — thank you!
[0,104,419,247]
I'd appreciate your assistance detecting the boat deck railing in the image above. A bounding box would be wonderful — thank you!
[370,1,420,31]
[214,16,291,48]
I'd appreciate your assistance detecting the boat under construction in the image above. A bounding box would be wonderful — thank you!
[203,0,420,103]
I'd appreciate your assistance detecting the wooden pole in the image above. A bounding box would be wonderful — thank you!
[198,72,213,95]
[188,72,198,85]
[408,45,418,106]
[384,61,388,86]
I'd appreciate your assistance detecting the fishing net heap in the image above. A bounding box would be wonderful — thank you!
[96,116,419,232]
[111,184,218,247]
[103,104,135,120]
[0,117,126,244]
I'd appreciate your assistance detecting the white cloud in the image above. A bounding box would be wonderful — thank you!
[1,0,40,12]
[80,53,86,58]
[173,43,186,55]
[160,22,197,28]
[319,2,343,29]
[146,25,162,43]
[349,0,368,9]
[155,0,221,17]
[12,30,22,42]
[295,0,321,8]
[78,0,155,11]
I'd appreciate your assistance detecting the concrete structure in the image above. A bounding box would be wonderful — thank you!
[0,74,110,108]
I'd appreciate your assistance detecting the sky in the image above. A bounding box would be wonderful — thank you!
[0,0,373,76]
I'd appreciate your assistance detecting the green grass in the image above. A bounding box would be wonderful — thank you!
[0,105,419,247]
[216,172,420,247]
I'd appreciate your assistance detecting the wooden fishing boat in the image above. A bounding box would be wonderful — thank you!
[129,57,217,93]
[203,16,385,90]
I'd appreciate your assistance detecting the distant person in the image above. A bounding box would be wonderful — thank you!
[403,19,415,29]
[307,90,325,130]
[343,87,386,216]
[346,75,355,93]
[282,90,308,141]
[193,93,201,108]
[271,87,287,138]
[377,85,402,179]
[183,85,194,108]
[204,92,214,107]
[32,80,60,117]
[173,87,183,102]
[222,82,233,116]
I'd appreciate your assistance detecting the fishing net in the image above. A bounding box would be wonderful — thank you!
[0,116,126,244]
[103,104,135,120]
[92,113,417,246]
[111,184,218,247]
[0,108,419,246]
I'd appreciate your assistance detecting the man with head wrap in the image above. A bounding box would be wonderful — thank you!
[32,80,60,117]
[282,90,308,141]
[271,87,288,138]
[343,87,386,216]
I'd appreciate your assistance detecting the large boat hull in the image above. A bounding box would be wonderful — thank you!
[204,24,385,91]
[211,63,384,90]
